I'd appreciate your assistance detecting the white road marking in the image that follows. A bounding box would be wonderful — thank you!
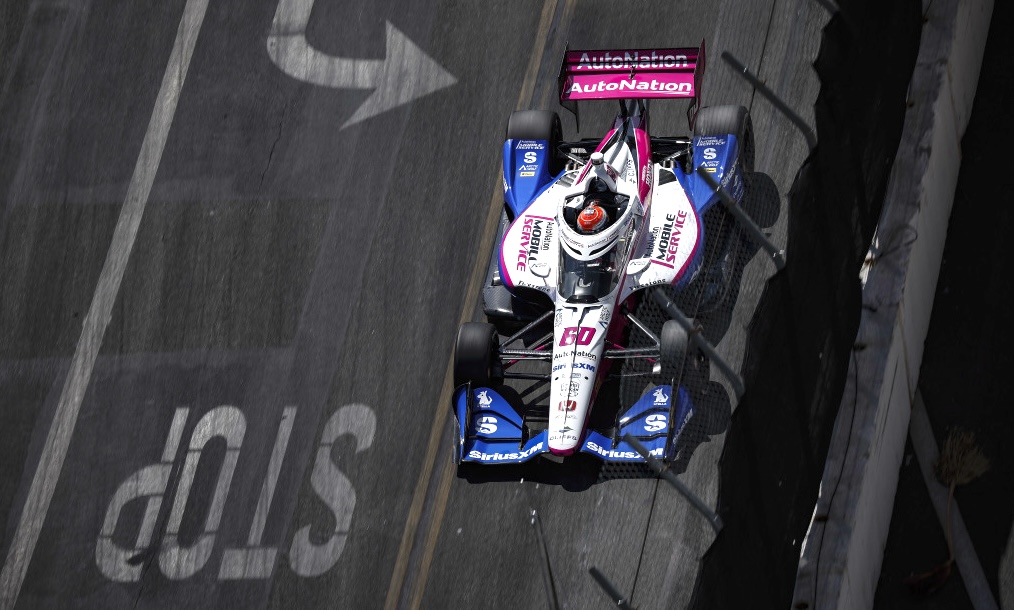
[160,407,246,580]
[288,404,375,577]
[0,0,210,604]
[266,0,457,128]
[218,406,297,580]
[95,408,190,582]
[246,406,297,545]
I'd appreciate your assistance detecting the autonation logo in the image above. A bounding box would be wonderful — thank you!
[567,79,692,96]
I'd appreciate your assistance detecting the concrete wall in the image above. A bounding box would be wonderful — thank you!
[690,0,924,607]
[792,0,994,607]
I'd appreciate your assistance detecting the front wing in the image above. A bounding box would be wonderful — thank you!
[451,383,695,465]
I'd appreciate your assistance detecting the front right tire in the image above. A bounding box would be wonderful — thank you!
[660,319,690,383]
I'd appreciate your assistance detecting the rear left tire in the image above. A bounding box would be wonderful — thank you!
[506,110,564,176]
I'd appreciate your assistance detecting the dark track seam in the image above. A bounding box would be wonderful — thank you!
[750,0,781,114]
[629,477,661,604]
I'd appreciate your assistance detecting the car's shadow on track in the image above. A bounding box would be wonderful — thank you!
[647,171,777,474]
[665,378,733,475]
[456,453,604,492]
[673,170,782,345]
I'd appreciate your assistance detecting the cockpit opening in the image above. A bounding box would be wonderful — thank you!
[562,178,630,235]
[559,246,622,301]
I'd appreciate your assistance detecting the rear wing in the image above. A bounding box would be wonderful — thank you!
[558,40,706,130]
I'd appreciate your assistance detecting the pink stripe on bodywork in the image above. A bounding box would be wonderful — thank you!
[498,238,513,289]
[634,125,652,203]
[574,129,617,184]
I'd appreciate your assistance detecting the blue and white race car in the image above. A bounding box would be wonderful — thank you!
[451,42,753,465]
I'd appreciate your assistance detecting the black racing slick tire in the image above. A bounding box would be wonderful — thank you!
[506,110,564,176]
[453,322,501,388]
[694,105,754,173]
[659,319,689,381]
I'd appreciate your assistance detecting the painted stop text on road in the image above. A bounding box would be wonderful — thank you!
[95,404,377,582]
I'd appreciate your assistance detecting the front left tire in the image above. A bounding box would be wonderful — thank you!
[453,322,501,388]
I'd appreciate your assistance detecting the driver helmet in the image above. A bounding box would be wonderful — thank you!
[577,202,608,234]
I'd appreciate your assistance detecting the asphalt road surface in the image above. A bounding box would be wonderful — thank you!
[0,0,825,607]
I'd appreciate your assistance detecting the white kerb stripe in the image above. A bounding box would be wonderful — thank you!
[0,0,211,606]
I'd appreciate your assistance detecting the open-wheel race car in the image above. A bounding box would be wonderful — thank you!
[451,42,754,465]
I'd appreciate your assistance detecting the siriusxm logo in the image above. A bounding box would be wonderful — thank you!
[585,441,663,459]
[468,442,544,462]
[554,362,595,372]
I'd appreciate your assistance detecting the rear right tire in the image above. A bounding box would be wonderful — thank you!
[694,105,754,173]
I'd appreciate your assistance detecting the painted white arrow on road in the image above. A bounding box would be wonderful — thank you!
[267,0,457,129]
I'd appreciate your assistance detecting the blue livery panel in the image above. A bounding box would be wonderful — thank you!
[452,386,548,464]
[503,139,557,217]
[671,134,745,214]
[580,384,695,462]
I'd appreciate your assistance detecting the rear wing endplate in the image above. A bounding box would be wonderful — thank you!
[558,40,706,131]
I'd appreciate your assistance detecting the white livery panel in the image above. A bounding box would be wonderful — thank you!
[620,170,700,301]
[548,303,609,453]
[499,190,560,298]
